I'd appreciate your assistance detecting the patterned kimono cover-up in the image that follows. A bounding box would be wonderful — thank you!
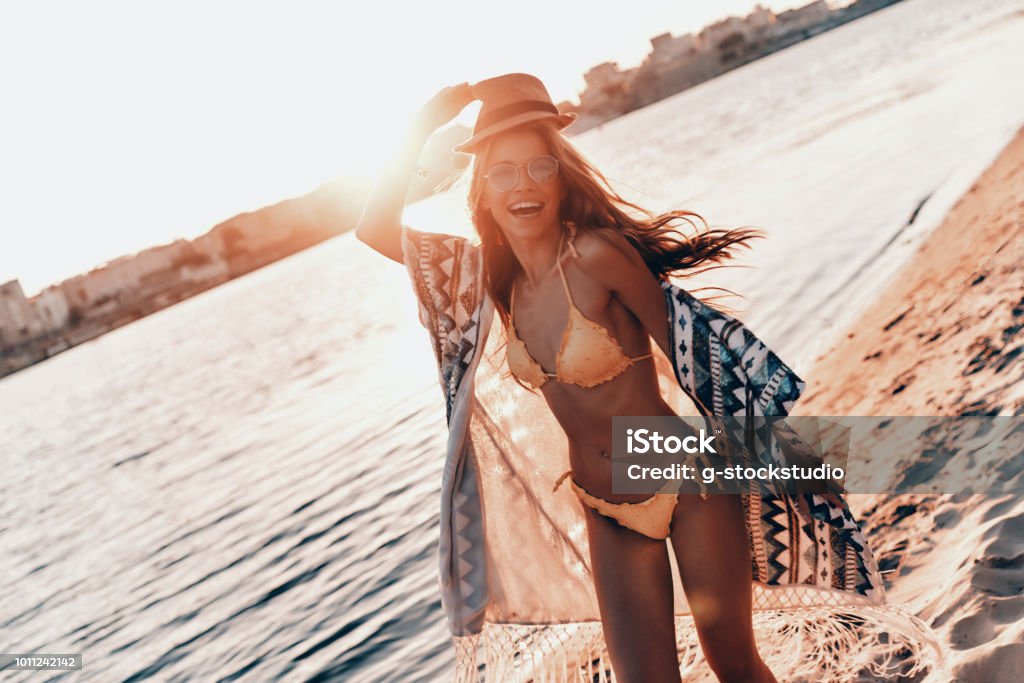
[399,225,943,682]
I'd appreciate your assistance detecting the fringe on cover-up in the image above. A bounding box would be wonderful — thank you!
[452,604,946,682]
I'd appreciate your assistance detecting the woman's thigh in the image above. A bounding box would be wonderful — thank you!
[669,494,757,658]
[583,507,681,683]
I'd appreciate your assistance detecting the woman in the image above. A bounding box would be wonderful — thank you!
[356,74,936,682]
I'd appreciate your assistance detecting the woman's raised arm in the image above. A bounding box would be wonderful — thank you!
[354,83,476,263]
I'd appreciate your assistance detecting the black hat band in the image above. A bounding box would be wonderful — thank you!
[473,100,559,135]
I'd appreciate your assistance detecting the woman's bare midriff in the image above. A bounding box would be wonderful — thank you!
[542,358,692,504]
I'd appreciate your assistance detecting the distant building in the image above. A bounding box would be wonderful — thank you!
[220,205,301,254]
[192,231,226,260]
[30,286,70,333]
[180,258,229,286]
[580,62,635,119]
[700,16,751,50]
[747,4,777,31]
[182,233,230,284]
[649,32,700,64]
[583,62,628,90]
[774,0,831,36]
[58,241,197,315]
[0,280,43,347]
[62,255,143,313]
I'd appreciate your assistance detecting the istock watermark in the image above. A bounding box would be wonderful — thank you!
[610,416,1023,496]
[625,427,719,455]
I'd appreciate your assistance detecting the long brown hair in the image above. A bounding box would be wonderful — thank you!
[465,120,764,328]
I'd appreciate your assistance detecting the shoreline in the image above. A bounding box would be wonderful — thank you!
[794,126,1024,681]
[797,125,1023,418]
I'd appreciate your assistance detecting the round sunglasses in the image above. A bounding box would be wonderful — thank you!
[482,155,559,193]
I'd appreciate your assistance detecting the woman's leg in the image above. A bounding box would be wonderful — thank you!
[670,494,778,683]
[583,506,682,683]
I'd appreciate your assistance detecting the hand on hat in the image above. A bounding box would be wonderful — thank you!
[415,83,476,133]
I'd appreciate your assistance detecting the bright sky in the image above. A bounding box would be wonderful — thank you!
[1,0,807,296]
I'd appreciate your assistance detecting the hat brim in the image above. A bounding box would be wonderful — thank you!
[453,111,578,154]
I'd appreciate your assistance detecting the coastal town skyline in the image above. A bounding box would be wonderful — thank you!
[3,0,823,297]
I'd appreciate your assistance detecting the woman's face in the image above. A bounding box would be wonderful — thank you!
[480,126,566,241]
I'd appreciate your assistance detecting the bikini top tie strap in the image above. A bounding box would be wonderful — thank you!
[555,229,576,304]
[565,222,580,258]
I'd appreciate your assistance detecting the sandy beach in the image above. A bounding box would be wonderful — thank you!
[795,126,1024,682]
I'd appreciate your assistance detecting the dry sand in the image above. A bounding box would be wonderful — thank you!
[795,126,1024,682]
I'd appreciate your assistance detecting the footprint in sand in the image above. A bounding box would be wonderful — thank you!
[945,510,1024,682]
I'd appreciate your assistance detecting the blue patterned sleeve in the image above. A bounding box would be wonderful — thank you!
[663,282,805,418]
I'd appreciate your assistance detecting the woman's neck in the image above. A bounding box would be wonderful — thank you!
[510,225,564,288]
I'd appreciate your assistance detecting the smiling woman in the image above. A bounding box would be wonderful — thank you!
[354,73,942,682]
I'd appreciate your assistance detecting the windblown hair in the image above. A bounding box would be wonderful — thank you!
[464,121,764,328]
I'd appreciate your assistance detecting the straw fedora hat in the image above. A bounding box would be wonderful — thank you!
[453,73,577,154]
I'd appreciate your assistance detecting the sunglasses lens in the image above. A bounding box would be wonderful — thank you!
[486,164,517,192]
[528,156,558,183]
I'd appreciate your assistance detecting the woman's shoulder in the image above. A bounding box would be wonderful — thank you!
[571,226,645,274]
[573,225,627,256]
